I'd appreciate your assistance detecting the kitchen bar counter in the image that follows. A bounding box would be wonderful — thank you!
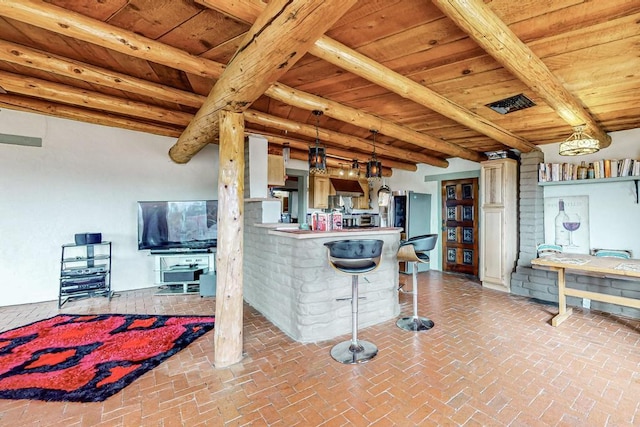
[243,221,401,343]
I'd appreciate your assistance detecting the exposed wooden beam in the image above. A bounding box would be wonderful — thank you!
[0,0,467,164]
[197,0,538,153]
[169,0,358,163]
[0,39,204,108]
[267,82,484,163]
[0,70,193,126]
[250,129,416,171]
[0,94,183,137]
[0,0,224,79]
[309,37,538,153]
[0,39,430,167]
[244,111,449,168]
[432,0,611,148]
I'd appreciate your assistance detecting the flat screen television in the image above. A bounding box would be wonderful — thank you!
[137,200,218,252]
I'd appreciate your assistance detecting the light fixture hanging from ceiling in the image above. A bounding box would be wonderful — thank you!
[349,159,360,178]
[308,110,327,174]
[559,125,600,156]
[366,129,382,181]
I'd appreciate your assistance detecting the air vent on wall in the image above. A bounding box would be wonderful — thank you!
[486,94,535,115]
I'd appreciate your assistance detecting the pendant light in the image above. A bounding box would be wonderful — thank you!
[349,159,360,178]
[308,110,327,174]
[559,125,600,156]
[366,129,382,181]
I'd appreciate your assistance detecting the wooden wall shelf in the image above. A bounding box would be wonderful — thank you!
[538,176,639,203]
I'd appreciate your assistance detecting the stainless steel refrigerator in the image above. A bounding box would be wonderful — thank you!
[391,191,432,273]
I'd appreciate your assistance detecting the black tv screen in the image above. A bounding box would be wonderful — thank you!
[137,200,218,252]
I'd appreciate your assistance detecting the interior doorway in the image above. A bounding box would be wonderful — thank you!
[441,178,479,277]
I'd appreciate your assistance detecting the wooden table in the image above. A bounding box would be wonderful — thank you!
[531,254,640,326]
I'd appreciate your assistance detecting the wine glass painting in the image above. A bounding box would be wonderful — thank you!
[544,196,590,254]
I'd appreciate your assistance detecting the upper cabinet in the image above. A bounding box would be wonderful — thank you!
[267,154,285,186]
[309,174,331,209]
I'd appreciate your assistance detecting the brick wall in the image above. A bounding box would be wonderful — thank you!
[510,151,640,319]
[243,200,401,343]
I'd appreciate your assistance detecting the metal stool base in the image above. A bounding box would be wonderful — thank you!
[330,340,378,364]
[396,316,434,331]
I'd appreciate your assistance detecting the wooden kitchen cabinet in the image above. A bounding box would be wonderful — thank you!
[267,154,285,186]
[354,179,370,209]
[480,158,518,293]
[309,174,331,209]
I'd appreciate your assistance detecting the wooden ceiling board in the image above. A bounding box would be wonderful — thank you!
[158,9,249,56]
[105,0,202,40]
[47,0,130,21]
[0,0,637,168]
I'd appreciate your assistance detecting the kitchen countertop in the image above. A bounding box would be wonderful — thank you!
[266,225,402,239]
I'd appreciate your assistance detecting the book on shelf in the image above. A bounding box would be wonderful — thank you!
[538,158,640,182]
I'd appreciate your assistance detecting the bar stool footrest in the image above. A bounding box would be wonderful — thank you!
[396,316,434,331]
[330,340,378,364]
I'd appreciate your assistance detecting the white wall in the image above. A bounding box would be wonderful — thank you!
[539,128,640,256]
[0,110,219,306]
[384,130,640,268]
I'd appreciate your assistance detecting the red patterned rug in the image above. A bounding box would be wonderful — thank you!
[0,313,215,402]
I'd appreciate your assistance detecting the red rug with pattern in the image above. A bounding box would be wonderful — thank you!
[0,314,215,402]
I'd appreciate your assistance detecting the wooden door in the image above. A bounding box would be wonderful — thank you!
[441,178,479,277]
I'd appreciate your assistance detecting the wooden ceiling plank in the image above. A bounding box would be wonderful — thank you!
[168,0,358,163]
[197,0,536,153]
[0,38,430,166]
[0,93,183,137]
[432,0,612,148]
[0,0,479,164]
[267,82,483,162]
[0,70,193,126]
[244,110,448,168]
[0,39,204,108]
[0,0,225,79]
[310,36,537,153]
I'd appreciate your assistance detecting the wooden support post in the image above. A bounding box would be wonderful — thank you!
[214,110,245,367]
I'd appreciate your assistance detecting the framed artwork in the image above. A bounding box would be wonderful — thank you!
[543,195,590,254]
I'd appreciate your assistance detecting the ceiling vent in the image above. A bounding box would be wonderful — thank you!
[486,94,535,115]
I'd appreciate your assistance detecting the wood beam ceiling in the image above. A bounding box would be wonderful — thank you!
[432,0,611,148]
[0,0,462,167]
[196,0,537,153]
[0,38,427,168]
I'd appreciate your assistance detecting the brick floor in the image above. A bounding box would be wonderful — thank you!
[1,271,639,426]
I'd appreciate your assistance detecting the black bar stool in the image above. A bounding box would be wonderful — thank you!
[396,234,438,331]
[324,239,384,364]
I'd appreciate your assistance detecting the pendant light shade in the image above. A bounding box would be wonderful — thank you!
[559,125,600,156]
[349,159,360,178]
[308,110,327,174]
[366,129,382,181]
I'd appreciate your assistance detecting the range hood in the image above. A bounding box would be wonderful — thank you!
[330,178,364,197]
